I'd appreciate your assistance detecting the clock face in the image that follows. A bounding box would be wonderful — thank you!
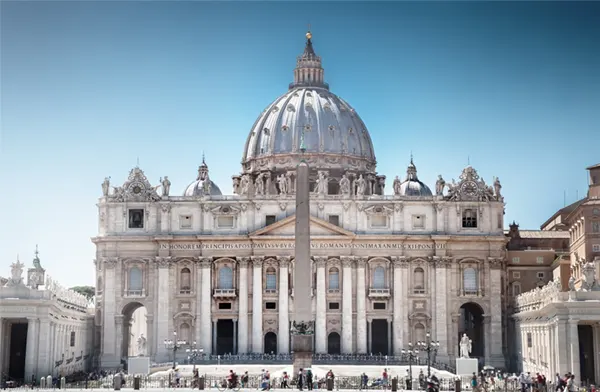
[128,182,145,195]
[461,181,478,196]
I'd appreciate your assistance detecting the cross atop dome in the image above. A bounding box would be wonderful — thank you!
[290,29,329,90]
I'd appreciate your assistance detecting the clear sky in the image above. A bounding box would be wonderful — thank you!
[1,1,599,288]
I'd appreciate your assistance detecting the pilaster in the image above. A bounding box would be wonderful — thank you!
[37,319,52,375]
[568,319,580,383]
[155,257,171,361]
[101,257,119,367]
[238,257,250,354]
[392,256,408,355]
[24,317,39,379]
[314,256,327,353]
[434,257,450,358]
[356,257,367,353]
[251,256,264,353]
[200,258,212,355]
[341,256,354,354]
[278,256,290,354]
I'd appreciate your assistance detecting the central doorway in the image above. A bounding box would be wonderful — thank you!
[459,302,484,358]
[264,332,277,354]
[216,319,234,355]
[371,319,389,355]
[8,322,28,381]
[327,332,341,354]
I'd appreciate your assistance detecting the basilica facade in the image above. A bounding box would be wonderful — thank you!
[94,31,507,369]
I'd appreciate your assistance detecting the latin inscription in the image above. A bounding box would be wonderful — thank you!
[160,242,446,251]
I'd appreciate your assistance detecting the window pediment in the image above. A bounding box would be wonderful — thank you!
[363,204,394,216]
[210,205,241,216]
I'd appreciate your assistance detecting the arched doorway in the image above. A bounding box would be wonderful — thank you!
[459,302,484,359]
[121,302,148,365]
[264,332,277,354]
[328,332,341,354]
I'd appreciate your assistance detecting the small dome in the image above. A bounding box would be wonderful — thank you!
[398,158,432,197]
[183,157,222,197]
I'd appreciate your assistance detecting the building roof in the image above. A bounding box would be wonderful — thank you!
[586,163,600,170]
[540,198,585,230]
[505,230,570,239]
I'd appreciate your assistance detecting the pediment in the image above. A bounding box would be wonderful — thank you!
[250,215,355,237]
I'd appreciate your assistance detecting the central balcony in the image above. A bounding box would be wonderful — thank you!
[213,289,237,298]
[368,288,391,298]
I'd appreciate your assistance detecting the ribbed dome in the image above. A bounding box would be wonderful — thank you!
[394,159,433,197]
[183,158,222,197]
[242,87,375,163]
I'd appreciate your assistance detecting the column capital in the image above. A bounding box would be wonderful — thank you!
[156,257,172,268]
[391,256,409,268]
[277,256,291,267]
[160,203,171,213]
[431,256,452,269]
[341,256,354,268]
[199,258,212,268]
[487,257,504,269]
[356,257,368,267]
[314,256,327,267]
[237,257,251,267]
[103,257,119,269]
[251,256,264,267]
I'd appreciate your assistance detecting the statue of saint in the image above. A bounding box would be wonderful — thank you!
[393,176,401,195]
[200,174,212,195]
[240,175,250,196]
[137,334,147,356]
[339,174,351,196]
[314,171,329,195]
[101,177,111,197]
[459,333,472,358]
[435,175,445,196]
[493,177,502,199]
[277,174,288,195]
[161,176,171,197]
[255,173,265,196]
[356,175,366,196]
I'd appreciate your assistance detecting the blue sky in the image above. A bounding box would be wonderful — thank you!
[1,1,598,288]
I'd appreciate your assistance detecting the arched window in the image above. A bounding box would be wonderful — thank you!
[179,323,191,343]
[413,267,425,294]
[128,267,143,294]
[328,267,340,291]
[462,209,477,228]
[373,266,385,289]
[180,268,191,293]
[266,267,277,291]
[219,266,233,290]
[463,267,478,294]
[414,323,426,344]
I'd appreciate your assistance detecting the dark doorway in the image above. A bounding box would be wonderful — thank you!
[328,332,341,354]
[8,322,28,381]
[371,319,389,355]
[216,319,234,355]
[459,302,484,358]
[264,332,277,354]
[579,325,595,385]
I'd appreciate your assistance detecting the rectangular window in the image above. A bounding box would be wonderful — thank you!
[328,302,340,310]
[265,215,277,226]
[462,209,478,228]
[412,215,425,229]
[592,222,600,233]
[593,244,600,252]
[537,272,545,279]
[370,215,387,228]
[512,284,521,296]
[128,209,144,229]
[536,256,544,264]
[218,302,232,310]
[513,271,521,279]
[512,257,520,264]
[266,273,277,291]
[180,215,192,229]
[217,216,235,228]
[373,302,386,310]
[328,215,340,226]
[265,302,277,310]
[70,331,76,347]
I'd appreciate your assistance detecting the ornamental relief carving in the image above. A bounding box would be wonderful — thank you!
[237,257,251,267]
[104,257,119,269]
[156,257,172,268]
[313,256,328,267]
[251,256,264,267]
[340,256,354,268]
[160,204,171,213]
[199,258,212,269]
[327,258,341,267]
[277,256,291,268]
[364,204,394,216]
[488,257,504,269]
[355,257,368,267]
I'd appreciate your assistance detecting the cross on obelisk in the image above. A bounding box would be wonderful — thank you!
[291,130,314,375]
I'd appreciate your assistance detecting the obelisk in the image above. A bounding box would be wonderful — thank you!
[292,134,313,375]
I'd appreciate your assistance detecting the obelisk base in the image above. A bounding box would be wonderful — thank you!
[292,335,313,376]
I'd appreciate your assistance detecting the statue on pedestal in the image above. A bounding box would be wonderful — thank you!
[101,177,111,197]
[160,176,171,196]
[137,334,147,356]
[355,175,366,196]
[339,174,351,196]
[459,333,472,358]
[255,173,266,196]
[393,176,401,195]
[493,177,502,200]
[277,174,288,195]
[435,175,445,196]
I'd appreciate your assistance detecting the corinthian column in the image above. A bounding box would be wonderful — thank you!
[155,257,171,361]
[252,256,264,353]
[278,257,291,353]
[24,317,38,378]
[200,258,213,355]
[434,257,449,358]
[392,257,407,355]
[341,256,354,354]
[356,257,368,353]
[237,257,250,354]
[315,256,327,353]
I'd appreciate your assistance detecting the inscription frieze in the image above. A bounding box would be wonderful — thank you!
[160,242,447,251]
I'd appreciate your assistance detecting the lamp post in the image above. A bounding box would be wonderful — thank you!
[417,332,440,377]
[164,331,195,369]
[401,343,419,390]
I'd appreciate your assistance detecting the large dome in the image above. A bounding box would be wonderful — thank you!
[242,87,375,163]
[239,31,376,175]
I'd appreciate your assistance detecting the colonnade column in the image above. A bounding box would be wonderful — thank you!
[146,314,154,358]
[200,258,213,355]
[392,257,407,355]
[115,316,124,362]
[102,258,117,366]
[556,319,568,375]
[315,256,327,353]
[356,257,368,353]
[38,319,52,375]
[251,257,264,353]
[278,257,290,354]
[341,257,354,354]
[24,317,38,379]
[237,257,250,354]
[568,319,580,383]
[434,257,449,359]
[0,318,4,377]
[155,257,171,361]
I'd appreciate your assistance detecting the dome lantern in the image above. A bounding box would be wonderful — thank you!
[290,30,328,90]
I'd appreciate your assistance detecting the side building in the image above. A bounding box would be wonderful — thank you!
[0,250,94,383]
[512,163,600,385]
